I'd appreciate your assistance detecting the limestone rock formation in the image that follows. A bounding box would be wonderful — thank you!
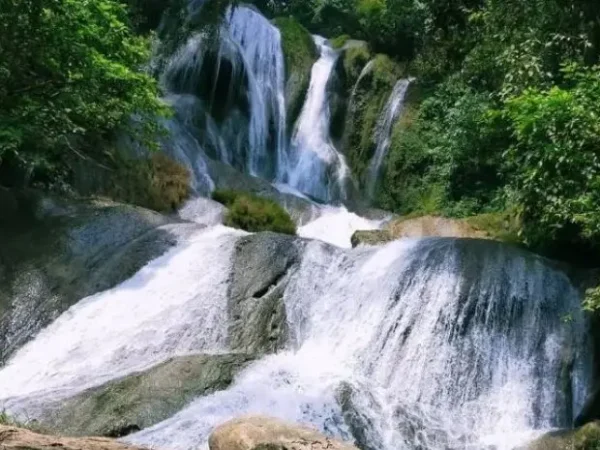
[228,233,304,354]
[209,416,360,450]
[0,425,147,450]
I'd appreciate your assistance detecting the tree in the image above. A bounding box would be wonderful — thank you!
[0,0,164,188]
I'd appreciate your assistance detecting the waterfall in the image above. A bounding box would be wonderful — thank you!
[226,6,288,178]
[285,36,351,203]
[366,79,411,198]
[160,5,287,180]
[0,227,589,450]
[0,226,246,409]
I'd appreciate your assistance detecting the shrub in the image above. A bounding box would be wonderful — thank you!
[103,152,191,212]
[212,190,296,235]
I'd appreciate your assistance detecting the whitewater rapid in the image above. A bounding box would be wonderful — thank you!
[0,214,589,450]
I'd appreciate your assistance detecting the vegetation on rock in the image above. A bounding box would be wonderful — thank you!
[213,190,296,235]
[272,17,318,128]
[0,0,165,191]
[528,422,600,450]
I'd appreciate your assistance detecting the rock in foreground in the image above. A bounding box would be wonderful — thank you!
[0,425,147,450]
[209,416,359,450]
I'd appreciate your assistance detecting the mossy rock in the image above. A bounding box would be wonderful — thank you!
[342,53,404,187]
[213,189,296,235]
[272,17,318,129]
[528,422,600,450]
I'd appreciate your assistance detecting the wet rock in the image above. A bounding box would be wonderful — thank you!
[527,422,600,449]
[0,188,195,363]
[39,354,254,438]
[228,233,304,354]
[0,425,147,450]
[208,416,360,450]
[336,383,383,450]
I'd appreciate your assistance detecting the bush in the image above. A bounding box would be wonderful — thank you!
[503,64,600,247]
[212,190,296,235]
[103,152,190,212]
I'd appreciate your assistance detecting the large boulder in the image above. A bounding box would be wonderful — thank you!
[0,188,194,363]
[0,425,147,450]
[38,354,254,438]
[228,233,304,354]
[351,214,520,247]
[527,422,600,450]
[208,416,360,450]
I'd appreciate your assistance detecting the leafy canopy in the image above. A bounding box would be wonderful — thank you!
[0,0,164,187]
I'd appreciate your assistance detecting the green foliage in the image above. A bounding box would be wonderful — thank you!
[271,17,318,81]
[212,190,296,235]
[584,285,600,313]
[330,34,351,49]
[378,77,508,217]
[503,64,600,249]
[0,0,165,190]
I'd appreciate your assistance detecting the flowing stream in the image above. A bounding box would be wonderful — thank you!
[0,227,588,450]
[0,5,592,450]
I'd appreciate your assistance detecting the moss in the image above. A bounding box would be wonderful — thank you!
[213,190,296,235]
[330,34,351,49]
[529,422,600,450]
[272,17,318,128]
[343,42,372,85]
[344,52,403,187]
[102,152,191,213]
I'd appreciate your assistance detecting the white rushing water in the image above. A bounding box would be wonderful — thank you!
[0,228,589,450]
[298,206,383,248]
[160,5,286,180]
[125,237,588,450]
[285,36,351,203]
[226,6,288,178]
[0,226,245,410]
[366,79,411,198]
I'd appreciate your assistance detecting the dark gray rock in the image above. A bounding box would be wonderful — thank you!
[39,354,254,438]
[0,188,193,363]
[228,232,305,354]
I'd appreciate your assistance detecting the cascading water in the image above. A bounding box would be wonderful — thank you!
[0,227,589,450]
[226,6,288,178]
[160,5,287,180]
[365,79,411,198]
[0,226,246,411]
[285,36,351,203]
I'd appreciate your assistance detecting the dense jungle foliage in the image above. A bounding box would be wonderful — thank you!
[256,0,600,263]
[2,0,600,265]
